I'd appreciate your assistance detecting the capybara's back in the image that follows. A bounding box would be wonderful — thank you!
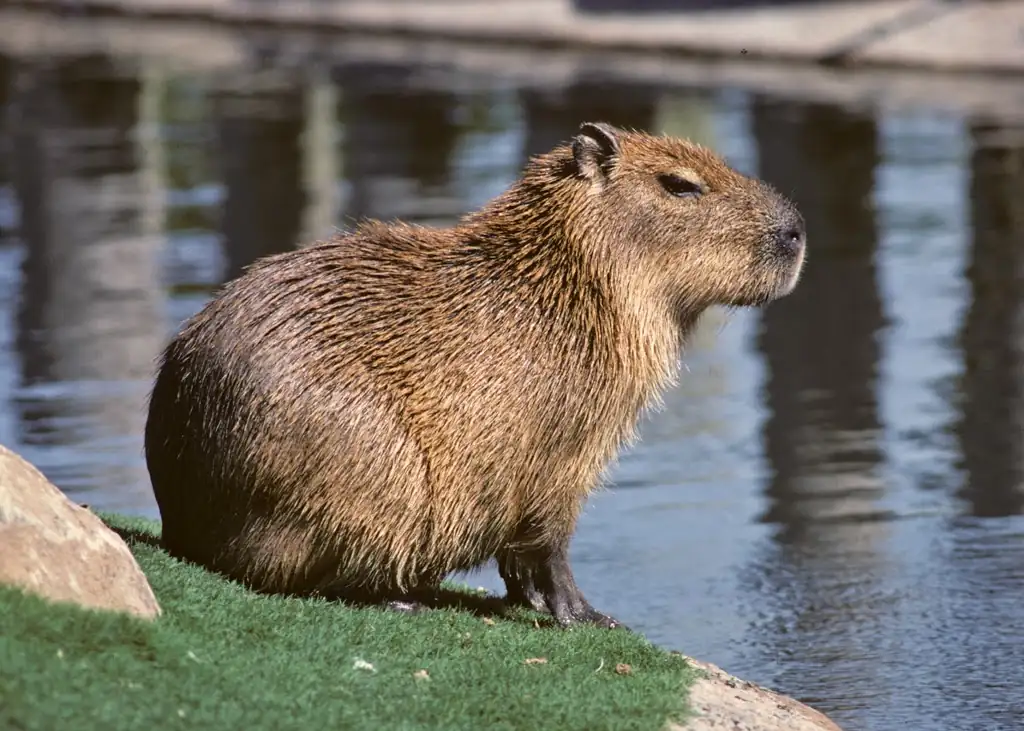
[147,225,531,597]
[145,122,805,625]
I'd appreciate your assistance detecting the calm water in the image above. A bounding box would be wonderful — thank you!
[1,50,1023,731]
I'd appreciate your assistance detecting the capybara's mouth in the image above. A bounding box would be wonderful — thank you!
[776,242,807,299]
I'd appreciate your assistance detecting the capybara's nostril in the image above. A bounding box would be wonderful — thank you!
[775,225,805,256]
[772,201,806,257]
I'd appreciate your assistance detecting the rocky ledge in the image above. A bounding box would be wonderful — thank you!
[674,656,844,731]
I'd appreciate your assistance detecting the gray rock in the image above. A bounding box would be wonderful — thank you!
[0,443,160,619]
[672,655,845,731]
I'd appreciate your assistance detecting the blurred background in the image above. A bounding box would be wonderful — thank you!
[1,2,1023,730]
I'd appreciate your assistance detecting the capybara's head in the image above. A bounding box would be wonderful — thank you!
[563,121,806,311]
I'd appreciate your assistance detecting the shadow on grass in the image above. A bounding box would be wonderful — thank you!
[379,586,542,623]
[317,584,554,628]
[108,522,553,627]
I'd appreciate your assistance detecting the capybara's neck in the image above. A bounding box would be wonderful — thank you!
[458,149,696,412]
[461,150,639,309]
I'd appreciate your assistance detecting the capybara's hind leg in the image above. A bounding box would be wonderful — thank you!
[497,551,549,614]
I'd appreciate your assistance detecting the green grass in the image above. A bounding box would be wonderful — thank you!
[0,514,696,731]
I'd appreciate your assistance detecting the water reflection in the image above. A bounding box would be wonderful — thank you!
[957,121,1024,517]
[214,75,308,282]
[518,79,659,159]
[933,124,1024,727]
[746,97,890,712]
[754,98,888,538]
[336,62,464,224]
[6,56,165,511]
[0,56,11,199]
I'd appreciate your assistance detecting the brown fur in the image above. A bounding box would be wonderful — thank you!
[144,122,805,614]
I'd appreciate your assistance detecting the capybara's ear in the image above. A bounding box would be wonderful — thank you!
[572,121,621,182]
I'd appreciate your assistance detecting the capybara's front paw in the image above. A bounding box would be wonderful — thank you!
[550,601,631,631]
[583,609,630,631]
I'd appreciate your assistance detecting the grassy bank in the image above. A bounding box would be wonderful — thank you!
[0,514,696,731]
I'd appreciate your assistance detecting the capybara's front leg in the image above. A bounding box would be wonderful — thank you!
[533,540,630,631]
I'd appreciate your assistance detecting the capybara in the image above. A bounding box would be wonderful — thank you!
[144,121,806,629]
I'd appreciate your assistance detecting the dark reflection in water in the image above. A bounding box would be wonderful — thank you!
[0,56,10,198]
[957,122,1024,518]
[930,127,1024,731]
[747,97,889,716]
[2,47,1024,731]
[518,79,659,160]
[336,63,464,224]
[215,77,308,283]
[11,58,145,383]
[5,57,163,511]
[754,97,887,539]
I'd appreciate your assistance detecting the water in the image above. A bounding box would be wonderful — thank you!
[1,46,1024,731]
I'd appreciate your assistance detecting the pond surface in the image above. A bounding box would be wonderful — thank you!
[1,49,1023,731]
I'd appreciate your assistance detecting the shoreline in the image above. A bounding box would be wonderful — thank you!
[3,5,1024,125]
[7,0,1024,77]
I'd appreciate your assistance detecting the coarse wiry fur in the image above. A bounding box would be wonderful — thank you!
[144,122,806,604]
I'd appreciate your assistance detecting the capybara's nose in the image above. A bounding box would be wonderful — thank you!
[773,208,806,257]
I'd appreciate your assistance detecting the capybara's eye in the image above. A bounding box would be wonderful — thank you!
[658,174,703,199]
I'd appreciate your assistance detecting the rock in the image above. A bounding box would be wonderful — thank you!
[0,443,160,619]
[672,656,844,731]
